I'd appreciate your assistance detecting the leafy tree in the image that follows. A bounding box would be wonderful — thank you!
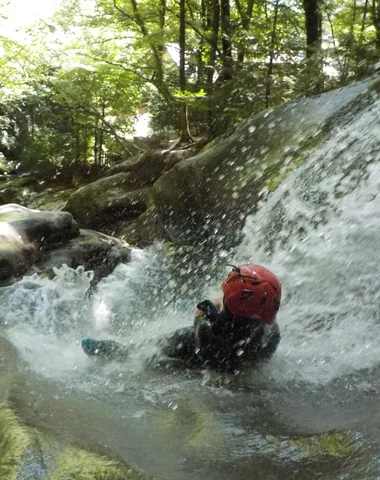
[1,0,380,175]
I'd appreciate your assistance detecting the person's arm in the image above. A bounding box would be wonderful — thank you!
[193,299,225,357]
[195,298,223,321]
[257,321,281,362]
[195,299,221,323]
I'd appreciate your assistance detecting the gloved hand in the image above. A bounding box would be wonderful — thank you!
[196,300,220,323]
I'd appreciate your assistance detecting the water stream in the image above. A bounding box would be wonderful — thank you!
[2,94,380,479]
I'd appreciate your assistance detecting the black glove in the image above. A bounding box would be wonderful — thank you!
[196,300,220,323]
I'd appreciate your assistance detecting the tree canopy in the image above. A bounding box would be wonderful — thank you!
[0,0,378,175]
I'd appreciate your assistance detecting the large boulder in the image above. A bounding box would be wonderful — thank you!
[107,145,204,180]
[36,229,132,284]
[0,204,80,283]
[0,204,131,286]
[64,142,207,245]
[64,173,153,230]
[152,78,377,245]
[116,207,169,247]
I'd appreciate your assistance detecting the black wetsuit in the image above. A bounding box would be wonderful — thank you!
[82,300,280,372]
[160,300,280,372]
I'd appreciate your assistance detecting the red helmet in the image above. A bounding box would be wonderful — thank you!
[221,264,282,324]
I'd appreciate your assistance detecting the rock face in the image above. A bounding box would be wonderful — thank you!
[0,204,131,286]
[151,78,377,246]
[4,78,379,248]
[63,147,201,243]
[65,173,152,230]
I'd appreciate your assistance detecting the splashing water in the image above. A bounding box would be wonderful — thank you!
[3,99,380,389]
[235,97,380,384]
[2,92,380,480]
[0,264,94,376]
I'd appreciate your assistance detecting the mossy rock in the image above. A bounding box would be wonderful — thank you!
[152,78,374,246]
[116,207,170,247]
[65,174,153,230]
[0,402,153,480]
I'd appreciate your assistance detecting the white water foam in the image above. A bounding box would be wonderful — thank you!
[1,248,189,379]
[2,99,380,389]
[234,99,380,384]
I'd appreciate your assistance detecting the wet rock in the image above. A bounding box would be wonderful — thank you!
[114,207,170,247]
[0,204,131,286]
[64,146,204,244]
[64,173,152,229]
[0,204,79,283]
[0,399,152,479]
[152,78,375,246]
[36,229,132,284]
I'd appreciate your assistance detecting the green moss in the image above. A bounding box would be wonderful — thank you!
[200,138,216,153]
[154,398,222,452]
[291,432,355,459]
[0,403,152,480]
[0,403,31,480]
[265,131,325,193]
[51,448,146,480]
[0,213,23,223]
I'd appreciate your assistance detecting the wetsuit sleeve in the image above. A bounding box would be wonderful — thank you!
[257,321,281,362]
[196,300,220,323]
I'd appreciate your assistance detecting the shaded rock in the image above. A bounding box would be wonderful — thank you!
[65,173,153,229]
[0,224,36,281]
[106,148,197,185]
[116,207,170,247]
[25,186,75,211]
[36,229,132,284]
[0,204,131,286]
[10,210,79,245]
[152,78,376,246]
[0,205,79,283]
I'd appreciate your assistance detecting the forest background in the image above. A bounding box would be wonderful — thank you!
[0,0,378,177]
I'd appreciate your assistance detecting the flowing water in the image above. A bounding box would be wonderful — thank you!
[2,94,380,479]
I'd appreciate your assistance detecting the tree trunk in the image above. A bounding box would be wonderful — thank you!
[356,0,370,75]
[94,123,99,165]
[75,126,81,161]
[206,0,220,136]
[303,0,322,58]
[83,127,88,163]
[220,0,233,81]
[196,0,207,89]
[342,0,357,81]
[302,0,323,93]
[371,0,380,48]
[265,0,280,108]
[179,0,193,143]
[236,0,255,67]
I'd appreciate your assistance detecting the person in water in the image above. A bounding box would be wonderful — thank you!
[82,264,282,373]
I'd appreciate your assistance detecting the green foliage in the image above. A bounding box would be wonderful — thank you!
[0,0,379,175]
